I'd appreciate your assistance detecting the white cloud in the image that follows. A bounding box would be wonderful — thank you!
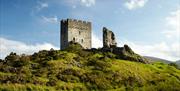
[163,9,180,38]
[80,0,95,7]
[92,33,103,48]
[117,40,180,61]
[124,0,148,10]
[41,16,58,23]
[64,0,95,8]
[0,37,59,59]
[36,2,48,11]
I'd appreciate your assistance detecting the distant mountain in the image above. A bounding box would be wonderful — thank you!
[144,56,172,64]
[176,60,180,65]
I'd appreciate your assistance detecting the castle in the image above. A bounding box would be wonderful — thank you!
[60,19,91,49]
[60,19,116,49]
[60,19,148,64]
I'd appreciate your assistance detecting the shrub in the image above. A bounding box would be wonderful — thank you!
[64,42,83,53]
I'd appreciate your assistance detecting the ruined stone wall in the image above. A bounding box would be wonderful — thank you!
[103,27,117,48]
[61,20,68,50]
[61,19,92,49]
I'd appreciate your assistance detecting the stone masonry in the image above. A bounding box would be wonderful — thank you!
[103,27,117,48]
[61,19,92,49]
[60,19,148,64]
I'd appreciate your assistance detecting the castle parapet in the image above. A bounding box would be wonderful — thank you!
[61,19,91,26]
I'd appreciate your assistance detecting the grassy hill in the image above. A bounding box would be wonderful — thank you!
[0,44,180,91]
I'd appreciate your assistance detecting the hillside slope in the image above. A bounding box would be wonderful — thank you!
[0,44,180,91]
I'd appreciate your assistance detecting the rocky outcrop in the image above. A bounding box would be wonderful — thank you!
[101,44,149,64]
[112,45,149,64]
[103,27,117,48]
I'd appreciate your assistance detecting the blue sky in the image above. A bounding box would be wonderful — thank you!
[0,0,180,61]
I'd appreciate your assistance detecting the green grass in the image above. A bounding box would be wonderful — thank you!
[0,84,56,91]
[0,48,180,91]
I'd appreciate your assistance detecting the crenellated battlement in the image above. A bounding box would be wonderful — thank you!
[61,19,68,25]
[61,18,91,26]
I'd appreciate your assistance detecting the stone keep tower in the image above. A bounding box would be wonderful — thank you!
[103,27,117,48]
[61,19,92,49]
